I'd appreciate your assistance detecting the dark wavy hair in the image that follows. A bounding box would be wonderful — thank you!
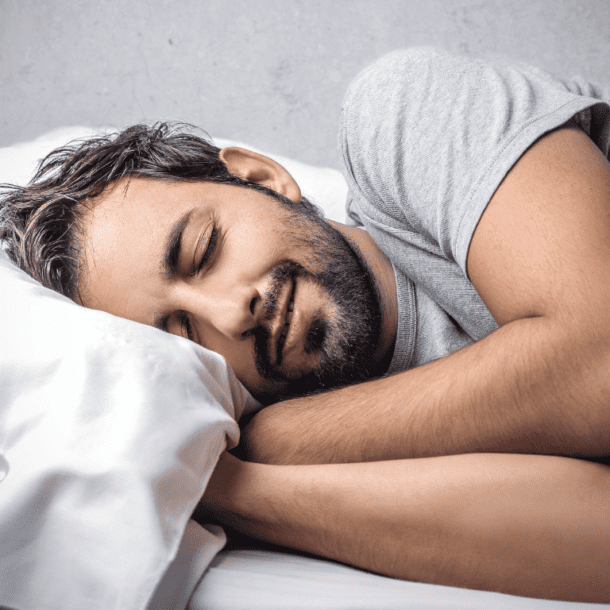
[0,122,317,302]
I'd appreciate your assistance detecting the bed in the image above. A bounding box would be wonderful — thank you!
[0,127,607,610]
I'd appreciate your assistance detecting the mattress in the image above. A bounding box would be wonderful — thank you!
[191,545,608,610]
[2,127,608,610]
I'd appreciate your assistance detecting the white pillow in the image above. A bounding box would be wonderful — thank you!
[0,126,349,610]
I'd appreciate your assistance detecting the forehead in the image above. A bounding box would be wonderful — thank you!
[78,177,285,313]
[83,178,192,259]
[85,177,198,229]
[79,178,207,309]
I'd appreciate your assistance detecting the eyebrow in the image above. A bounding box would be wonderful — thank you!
[162,211,192,279]
[153,211,193,332]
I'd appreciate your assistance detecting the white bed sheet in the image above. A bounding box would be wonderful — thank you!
[0,127,262,610]
[2,126,607,610]
[0,248,249,610]
[0,125,350,610]
[191,548,610,610]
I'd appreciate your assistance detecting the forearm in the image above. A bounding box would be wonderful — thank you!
[242,316,610,464]
[198,452,610,603]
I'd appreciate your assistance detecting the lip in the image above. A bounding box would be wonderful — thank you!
[270,277,294,365]
[280,282,310,364]
[277,281,296,365]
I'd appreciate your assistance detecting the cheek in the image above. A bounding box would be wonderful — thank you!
[234,223,286,257]
[206,335,260,387]
[221,227,292,281]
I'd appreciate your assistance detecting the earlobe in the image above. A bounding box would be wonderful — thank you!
[219,147,301,204]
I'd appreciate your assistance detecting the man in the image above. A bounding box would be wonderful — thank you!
[1,48,610,601]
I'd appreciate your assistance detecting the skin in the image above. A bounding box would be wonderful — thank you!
[197,452,610,602]
[78,124,610,601]
[240,122,610,465]
[199,123,610,602]
[79,147,398,402]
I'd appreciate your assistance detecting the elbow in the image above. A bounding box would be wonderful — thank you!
[545,316,610,458]
[238,406,294,465]
[238,400,336,465]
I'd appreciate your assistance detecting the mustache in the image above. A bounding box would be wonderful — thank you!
[251,260,307,381]
[243,213,382,404]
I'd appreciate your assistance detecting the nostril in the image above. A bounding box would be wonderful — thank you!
[249,297,256,315]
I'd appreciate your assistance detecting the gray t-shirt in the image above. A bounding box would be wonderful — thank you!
[339,47,610,373]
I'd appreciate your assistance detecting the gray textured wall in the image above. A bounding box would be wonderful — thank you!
[2,0,610,168]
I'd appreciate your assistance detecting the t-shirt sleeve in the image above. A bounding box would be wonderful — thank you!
[340,47,610,274]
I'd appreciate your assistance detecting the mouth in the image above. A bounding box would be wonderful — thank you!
[276,279,296,366]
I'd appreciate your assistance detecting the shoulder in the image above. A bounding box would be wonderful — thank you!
[344,47,456,96]
[342,47,513,114]
[341,46,588,126]
[340,48,607,270]
[341,47,450,126]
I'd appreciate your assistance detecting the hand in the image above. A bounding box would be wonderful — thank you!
[193,451,247,525]
[238,399,301,464]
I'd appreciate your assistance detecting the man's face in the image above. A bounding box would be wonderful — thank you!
[79,177,381,403]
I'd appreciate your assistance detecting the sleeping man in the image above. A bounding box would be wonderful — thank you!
[1,48,610,602]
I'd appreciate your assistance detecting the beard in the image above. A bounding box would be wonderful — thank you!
[246,196,382,404]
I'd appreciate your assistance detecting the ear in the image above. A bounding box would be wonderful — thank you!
[219,147,301,204]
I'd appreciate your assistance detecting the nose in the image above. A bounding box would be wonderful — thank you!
[180,282,259,341]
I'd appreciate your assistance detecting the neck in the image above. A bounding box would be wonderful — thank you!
[329,220,398,375]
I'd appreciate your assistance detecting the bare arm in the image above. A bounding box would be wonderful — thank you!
[198,451,610,603]
[241,124,610,465]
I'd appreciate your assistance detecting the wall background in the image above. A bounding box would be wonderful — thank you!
[1,0,610,169]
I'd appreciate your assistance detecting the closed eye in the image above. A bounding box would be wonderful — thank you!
[153,310,198,343]
[179,312,194,340]
[193,227,219,275]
